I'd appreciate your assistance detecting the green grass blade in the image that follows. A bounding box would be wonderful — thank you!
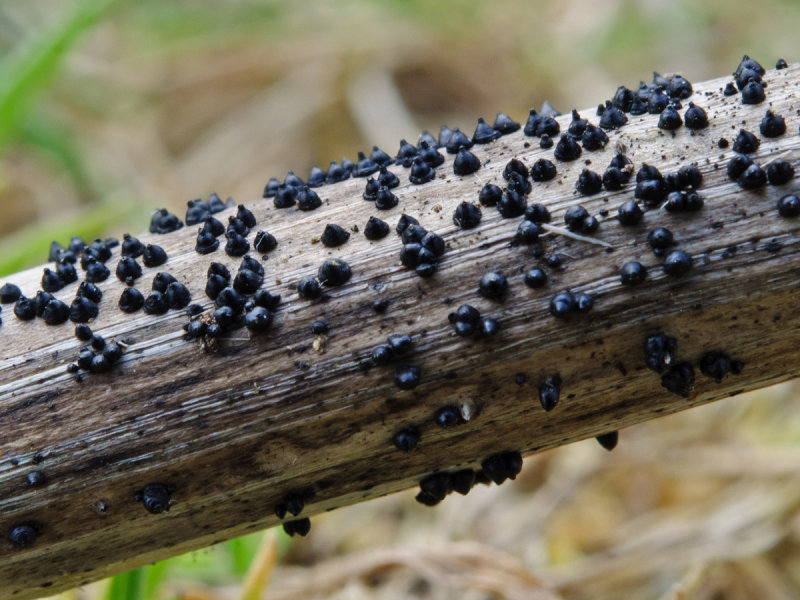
[105,568,143,600]
[0,0,119,151]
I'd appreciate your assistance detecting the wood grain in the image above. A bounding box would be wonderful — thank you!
[1,64,799,598]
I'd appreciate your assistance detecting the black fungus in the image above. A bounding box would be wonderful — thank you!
[481,451,523,485]
[363,179,380,200]
[370,146,393,167]
[244,306,272,333]
[479,183,502,206]
[453,202,482,229]
[524,267,547,288]
[419,141,444,167]
[195,230,219,255]
[596,431,619,451]
[564,205,589,232]
[453,149,478,175]
[320,224,350,248]
[478,271,508,302]
[394,364,421,390]
[166,282,191,309]
[206,275,227,300]
[492,112,520,134]
[581,125,609,151]
[152,272,178,293]
[727,154,752,180]
[665,190,704,213]
[69,296,99,323]
[635,179,667,208]
[647,227,674,257]
[767,161,794,186]
[575,170,602,195]
[733,129,760,154]
[445,128,473,154]
[530,158,557,182]
[617,200,643,226]
[409,157,435,185]
[40,268,64,293]
[658,106,682,130]
[225,233,250,256]
[515,220,541,245]
[282,518,311,537]
[137,483,171,514]
[56,261,77,285]
[568,109,588,136]
[539,135,553,149]
[620,261,647,285]
[311,320,329,335]
[76,282,101,304]
[418,472,452,506]
[364,216,390,240]
[7,523,39,549]
[75,323,92,341]
[683,103,708,129]
[661,362,695,397]
[373,186,398,210]
[451,469,476,495]
[554,134,582,161]
[663,250,692,277]
[307,165,326,187]
[297,186,322,211]
[434,406,464,428]
[599,103,628,129]
[741,81,765,104]
[496,190,527,218]
[42,298,69,325]
[253,230,277,253]
[149,208,183,234]
[777,194,800,218]
[253,289,280,310]
[263,177,280,198]
[83,258,110,283]
[449,303,481,337]
[273,185,297,208]
[142,244,167,268]
[723,82,737,96]
[0,283,21,304]
[760,110,786,138]
[13,296,36,320]
[215,286,246,313]
[387,333,413,356]
[396,214,419,236]
[481,316,500,336]
[776,58,788,69]
[506,171,531,195]
[503,158,529,181]
[396,139,418,167]
[549,291,576,318]
[371,344,393,366]
[525,203,551,223]
[378,166,400,189]
[472,117,500,143]
[700,351,732,383]
[318,259,352,287]
[143,291,169,315]
[644,333,677,373]
[116,257,142,285]
[576,293,594,313]
[236,205,257,228]
[353,151,380,177]
[738,163,767,189]
[539,375,562,411]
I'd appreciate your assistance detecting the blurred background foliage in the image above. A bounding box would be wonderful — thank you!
[0,0,797,598]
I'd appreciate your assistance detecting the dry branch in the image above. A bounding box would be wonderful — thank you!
[1,64,800,599]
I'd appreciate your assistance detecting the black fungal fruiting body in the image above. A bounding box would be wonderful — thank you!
[620,261,647,285]
[767,161,794,186]
[394,364,421,390]
[595,431,618,451]
[777,195,800,218]
[647,227,674,256]
[453,202,482,229]
[683,103,708,129]
[364,216,390,240]
[699,351,735,383]
[136,483,171,514]
[617,200,643,226]
[253,231,277,253]
[453,148,481,175]
[530,159,557,182]
[283,518,311,537]
[320,224,350,247]
[661,362,695,398]
[479,183,502,206]
[644,333,676,373]
[434,406,464,428]
[392,426,420,452]
[575,170,602,195]
[539,375,562,411]
[8,523,39,549]
[318,259,352,287]
[449,304,481,336]
[663,251,693,277]
[478,271,508,302]
[481,451,523,485]
[524,267,547,288]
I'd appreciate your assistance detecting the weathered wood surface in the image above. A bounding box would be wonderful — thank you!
[1,64,799,598]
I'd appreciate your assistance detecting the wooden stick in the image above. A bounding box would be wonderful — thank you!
[1,63,799,599]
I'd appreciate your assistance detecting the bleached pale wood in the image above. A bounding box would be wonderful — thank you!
[1,65,800,599]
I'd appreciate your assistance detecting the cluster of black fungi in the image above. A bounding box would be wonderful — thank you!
[4,55,796,549]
